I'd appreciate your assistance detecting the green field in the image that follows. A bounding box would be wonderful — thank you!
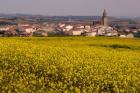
[0,37,140,93]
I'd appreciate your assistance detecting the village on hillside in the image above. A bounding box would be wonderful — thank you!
[0,10,140,38]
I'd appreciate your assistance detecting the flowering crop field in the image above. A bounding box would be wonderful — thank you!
[0,37,140,93]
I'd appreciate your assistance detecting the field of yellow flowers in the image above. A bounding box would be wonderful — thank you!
[0,37,140,93]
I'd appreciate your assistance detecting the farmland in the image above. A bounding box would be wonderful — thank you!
[0,37,140,93]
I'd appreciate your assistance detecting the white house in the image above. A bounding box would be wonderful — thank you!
[85,32,97,37]
[120,35,126,38]
[64,28,83,36]
[126,33,134,38]
[18,26,35,33]
[63,25,73,31]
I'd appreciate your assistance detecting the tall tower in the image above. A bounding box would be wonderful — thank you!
[102,9,108,26]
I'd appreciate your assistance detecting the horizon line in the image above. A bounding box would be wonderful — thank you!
[0,12,139,18]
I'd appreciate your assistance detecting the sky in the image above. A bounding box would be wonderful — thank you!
[0,0,139,17]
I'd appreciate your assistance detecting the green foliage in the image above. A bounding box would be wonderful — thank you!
[0,37,140,93]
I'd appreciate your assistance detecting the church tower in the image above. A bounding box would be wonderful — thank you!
[102,9,108,26]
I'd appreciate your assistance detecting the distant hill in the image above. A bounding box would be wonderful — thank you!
[0,13,139,24]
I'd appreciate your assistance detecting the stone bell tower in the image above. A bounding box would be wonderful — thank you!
[102,9,108,26]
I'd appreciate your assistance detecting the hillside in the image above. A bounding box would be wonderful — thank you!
[0,37,140,92]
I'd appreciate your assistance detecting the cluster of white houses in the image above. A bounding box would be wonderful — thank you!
[0,10,140,38]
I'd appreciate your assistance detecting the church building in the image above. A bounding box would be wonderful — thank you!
[102,9,108,26]
[93,9,109,26]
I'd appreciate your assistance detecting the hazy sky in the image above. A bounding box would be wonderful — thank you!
[0,0,139,17]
